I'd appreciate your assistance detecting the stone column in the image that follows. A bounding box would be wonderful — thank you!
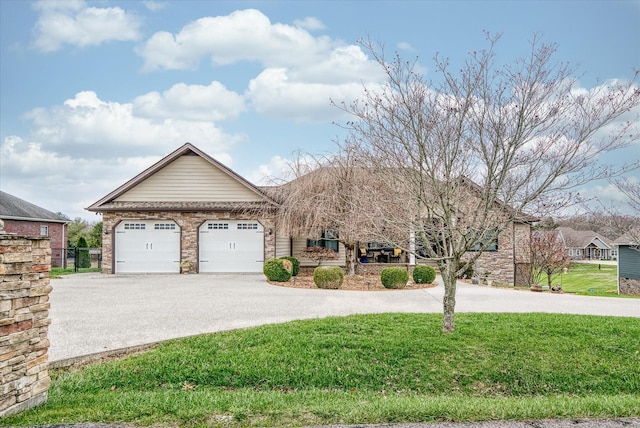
[0,223,52,417]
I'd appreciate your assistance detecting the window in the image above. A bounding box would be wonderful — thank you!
[124,223,146,230]
[468,229,498,252]
[307,229,339,252]
[237,223,258,230]
[154,223,176,230]
[208,223,229,230]
[40,225,48,236]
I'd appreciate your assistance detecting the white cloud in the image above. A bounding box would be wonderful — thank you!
[143,1,167,12]
[32,0,141,52]
[0,136,162,220]
[135,9,387,122]
[22,91,243,156]
[245,155,293,186]
[397,41,416,52]
[132,81,246,122]
[137,9,336,71]
[246,68,371,122]
[294,17,326,31]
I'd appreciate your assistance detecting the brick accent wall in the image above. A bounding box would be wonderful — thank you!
[101,211,276,274]
[0,234,52,417]
[2,220,66,268]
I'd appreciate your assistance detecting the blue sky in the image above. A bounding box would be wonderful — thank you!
[1,0,639,221]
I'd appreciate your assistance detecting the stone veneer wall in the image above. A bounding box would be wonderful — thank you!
[473,222,531,286]
[619,278,640,296]
[0,234,52,417]
[101,211,276,274]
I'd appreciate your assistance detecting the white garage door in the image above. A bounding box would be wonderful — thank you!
[199,220,264,273]
[115,221,181,273]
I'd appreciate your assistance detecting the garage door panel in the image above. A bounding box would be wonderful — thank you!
[199,221,264,273]
[115,221,180,273]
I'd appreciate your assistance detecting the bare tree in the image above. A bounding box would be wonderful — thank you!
[271,148,380,274]
[531,229,569,288]
[334,33,640,332]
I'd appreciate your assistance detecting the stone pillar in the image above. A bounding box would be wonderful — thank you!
[0,229,52,417]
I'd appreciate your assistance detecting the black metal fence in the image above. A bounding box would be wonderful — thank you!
[51,247,102,271]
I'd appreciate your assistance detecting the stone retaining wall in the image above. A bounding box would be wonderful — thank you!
[0,233,52,417]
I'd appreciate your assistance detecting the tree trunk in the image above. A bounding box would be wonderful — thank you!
[345,243,356,275]
[440,261,458,333]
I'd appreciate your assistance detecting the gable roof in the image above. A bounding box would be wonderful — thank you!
[86,143,278,212]
[557,226,612,250]
[0,191,68,223]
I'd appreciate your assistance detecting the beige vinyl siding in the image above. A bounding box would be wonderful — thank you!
[275,234,291,259]
[116,155,264,202]
[292,237,346,267]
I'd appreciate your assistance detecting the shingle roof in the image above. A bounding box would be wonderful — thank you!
[557,226,612,249]
[86,143,278,212]
[0,191,68,223]
[93,201,275,212]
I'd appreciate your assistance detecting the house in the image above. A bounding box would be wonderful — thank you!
[87,143,532,285]
[556,227,614,260]
[614,235,640,295]
[0,191,68,267]
[87,143,279,274]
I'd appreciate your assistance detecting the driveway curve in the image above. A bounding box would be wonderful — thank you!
[48,273,640,363]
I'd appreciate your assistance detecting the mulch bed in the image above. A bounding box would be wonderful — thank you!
[268,274,437,291]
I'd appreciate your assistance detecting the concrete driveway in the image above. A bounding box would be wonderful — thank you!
[48,273,640,363]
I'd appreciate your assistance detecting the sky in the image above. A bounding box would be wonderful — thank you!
[1,0,639,222]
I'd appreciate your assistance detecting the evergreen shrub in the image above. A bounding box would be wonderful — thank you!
[280,256,300,276]
[76,237,91,269]
[381,267,409,289]
[413,265,436,284]
[313,266,344,289]
[263,258,292,282]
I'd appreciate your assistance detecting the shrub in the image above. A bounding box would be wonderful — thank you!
[76,237,91,269]
[280,256,300,276]
[281,259,293,274]
[381,267,409,289]
[263,258,292,282]
[413,265,436,284]
[313,266,344,289]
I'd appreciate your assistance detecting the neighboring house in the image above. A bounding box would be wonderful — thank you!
[87,143,532,285]
[556,226,614,260]
[0,191,68,267]
[613,234,640,296]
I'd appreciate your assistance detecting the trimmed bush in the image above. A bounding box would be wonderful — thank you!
[76,237,91,269]
[381,267,409,289]
[413,265,436,284]
[263,258,292,282]
[313,266,344,289]
[281,259,293,274]
[280,256,300,276]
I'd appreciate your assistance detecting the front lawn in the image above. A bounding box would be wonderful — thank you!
[50,267,101,278]
[560,262,619,297]
[3,313,639,427]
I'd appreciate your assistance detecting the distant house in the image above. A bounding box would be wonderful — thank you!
[0,191,68,267]
[614,234,640,295]
[557,226,614,260]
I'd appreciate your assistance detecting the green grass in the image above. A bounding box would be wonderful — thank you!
[3,313,639,427]
[50,267,102,278]
[559,263,619,297]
